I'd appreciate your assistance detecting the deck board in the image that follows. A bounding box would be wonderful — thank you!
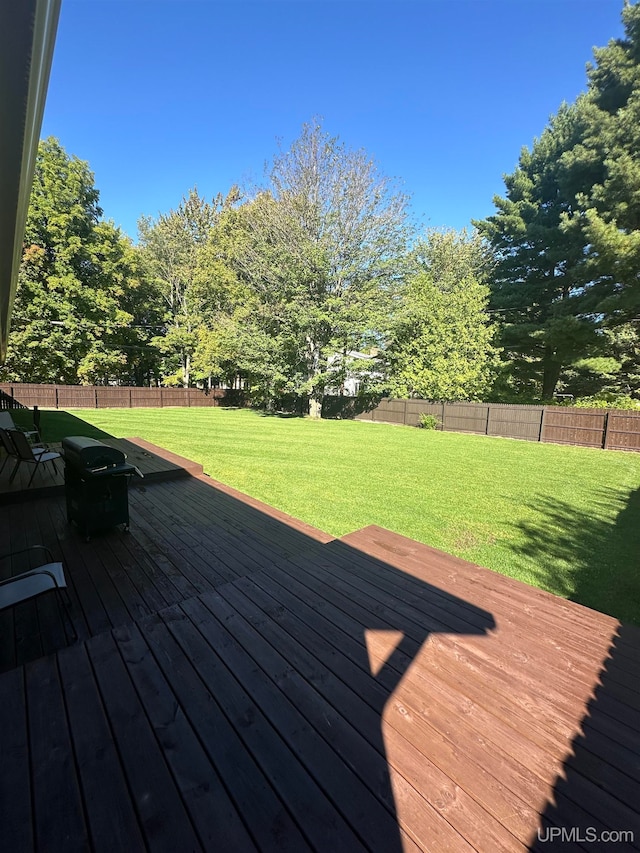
[114,621,259,853]
[139,610,310,853]
[1,456,639,851]
[57,643,145,853]
[87,629,203,853]
[0,667,32,853]
[26,655,89,852]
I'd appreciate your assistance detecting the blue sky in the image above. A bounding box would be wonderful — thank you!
[42,0,626,240]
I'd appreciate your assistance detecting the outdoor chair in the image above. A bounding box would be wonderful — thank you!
[0,546,76,643]
[0,427,17,477]
[0,427,44,479]
[0,410,41,444]
[0,425,47,468]
[0,428,39,480]
[7,428,60,487]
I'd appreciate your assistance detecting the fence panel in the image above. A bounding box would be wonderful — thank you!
[541,408,606,448]
[487,404,544,441]
[130,388,162,407]
[347,395,640,452]
[96,387,131,408]
[354,408,374,421]
[57,386,96,408]
[605,411,640,452]
[4,383,58,408]
[443,402,489,434]
[370,398,407,425]
[404,400,443,427]
[160,388,190,407]
[2,383,224,409]
[187,388,217,407]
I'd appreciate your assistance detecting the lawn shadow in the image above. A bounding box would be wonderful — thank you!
[258,411,304,419]
[10,409,114,443]
[510,486,640,625]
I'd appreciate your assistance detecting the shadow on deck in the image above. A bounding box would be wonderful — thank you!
[0,454,638,851]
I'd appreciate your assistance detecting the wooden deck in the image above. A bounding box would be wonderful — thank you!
[1,463,639,851]
[0,436,203,502]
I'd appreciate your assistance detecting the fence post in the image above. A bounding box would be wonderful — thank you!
[485,404,491,435]
[129,388,132,408]
[602,410,610,449]
[538,407,546,443]
[160,388,163,408]
[55,386,59,410]
[441,402,446,431]
[403,399,408,426]
[95,388,98,409]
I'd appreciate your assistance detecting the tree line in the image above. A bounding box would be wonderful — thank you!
[3,3,640,415]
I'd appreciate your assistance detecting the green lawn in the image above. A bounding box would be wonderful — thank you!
[20,406,640,625]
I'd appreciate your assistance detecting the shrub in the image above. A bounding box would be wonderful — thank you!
[418,412,441,430]
[571,394,640,410]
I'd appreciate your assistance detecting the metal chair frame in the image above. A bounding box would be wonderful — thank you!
[0,546,77,643]
[7,429,60,486]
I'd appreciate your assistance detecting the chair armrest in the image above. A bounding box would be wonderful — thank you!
[0,545,55,564]
[0,567,61,589]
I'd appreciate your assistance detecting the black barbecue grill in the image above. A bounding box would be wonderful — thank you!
[62,436,142,539]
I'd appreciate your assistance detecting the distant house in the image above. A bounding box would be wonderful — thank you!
[326,349,384,396]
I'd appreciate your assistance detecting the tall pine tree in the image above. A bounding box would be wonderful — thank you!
[478,2,640,400]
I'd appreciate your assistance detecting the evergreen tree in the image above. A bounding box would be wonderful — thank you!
[478,3,640,400]
[477,103,602,399]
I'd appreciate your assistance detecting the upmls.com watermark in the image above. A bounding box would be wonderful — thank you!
[538,827,634,844]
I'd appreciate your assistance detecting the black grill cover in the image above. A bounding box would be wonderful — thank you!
[62,436,127,471]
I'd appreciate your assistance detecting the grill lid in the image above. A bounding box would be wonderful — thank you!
[62,436,126,470]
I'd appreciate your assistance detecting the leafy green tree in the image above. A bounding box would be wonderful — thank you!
[138,187,241,386]
[387,229,499,401]
[233,121,411,416]
[3,138,160,384]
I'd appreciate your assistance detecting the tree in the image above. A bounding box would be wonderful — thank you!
[563,2,640,328]
[233,120,411,416]
[2,138,160,384]
[387,229,499,401]
[476,102,603,399]
[477,3,640,400]
[138,188,219,386]
[189,199,259,390]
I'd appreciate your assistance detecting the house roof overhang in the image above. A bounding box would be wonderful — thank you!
[0,0,61,362]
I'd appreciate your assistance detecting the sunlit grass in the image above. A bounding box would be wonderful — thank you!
[23,406,640,624]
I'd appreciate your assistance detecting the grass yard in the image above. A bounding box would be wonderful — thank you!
[20,406,640,625]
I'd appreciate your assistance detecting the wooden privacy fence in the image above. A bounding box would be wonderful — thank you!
[353,398,640,452]
[3,384,640,451]
[0,383,238,410]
